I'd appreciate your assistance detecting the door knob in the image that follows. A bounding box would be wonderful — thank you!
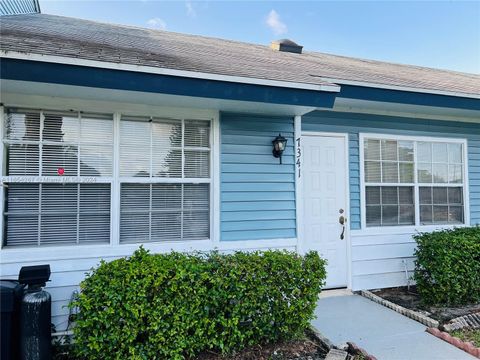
[339,215,347,240]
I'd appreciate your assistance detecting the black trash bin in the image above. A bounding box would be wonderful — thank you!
[1,280,24,360]
[19,265,52,360]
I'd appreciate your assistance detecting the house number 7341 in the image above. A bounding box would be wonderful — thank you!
[296,137,301,178]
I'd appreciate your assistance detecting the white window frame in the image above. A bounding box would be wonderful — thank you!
[116,115,214,244]
[0,106,4,247]
[0,103,220,256]
[359,133,470,231]
[1,109,115,246]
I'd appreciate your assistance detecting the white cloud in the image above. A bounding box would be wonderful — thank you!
[266,9,287,36]
[146,17,167,30]
[186,1,197,18]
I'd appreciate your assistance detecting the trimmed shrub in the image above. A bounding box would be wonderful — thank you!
[71,248,326,359]
[413,226,480,306]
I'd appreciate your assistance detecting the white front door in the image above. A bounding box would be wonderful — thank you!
[302,134,348,288]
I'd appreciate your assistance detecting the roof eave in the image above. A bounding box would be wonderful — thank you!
[0,50,341,93]
[319,77,480,100]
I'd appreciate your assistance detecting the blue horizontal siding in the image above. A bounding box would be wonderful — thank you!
[222,173,295,183]
[222,210,295,222]
[221,229,296,241]
[303,111,480,229]
[222,144,294,156]
[221,154,295,164]
[222,164,294,174]
[222,201,296,212]
[222,220,297,232]
[222,183,295,192]
[220,113,296,241]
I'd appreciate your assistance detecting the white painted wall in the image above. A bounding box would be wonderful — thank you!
[350,230,415,291]
[349,225,466,291]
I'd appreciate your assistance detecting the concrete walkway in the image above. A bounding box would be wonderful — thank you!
[312,293,476,360]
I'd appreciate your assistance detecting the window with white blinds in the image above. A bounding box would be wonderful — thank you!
[2,108,213,247]
[4,183,111,246]
[120,183,210,243]
[363,136,467,228]
[119,117,211,243]
[2,109,113,247]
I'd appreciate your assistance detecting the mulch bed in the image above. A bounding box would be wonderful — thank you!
[195,334,328,360]
[53,329,370,359]
[370,286,480,324]
[53,331,331,360]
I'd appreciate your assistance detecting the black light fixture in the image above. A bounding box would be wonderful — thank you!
[272,133,288,164]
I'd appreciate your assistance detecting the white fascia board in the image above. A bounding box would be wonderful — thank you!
[0,51,341,93]
[320,77,480,100]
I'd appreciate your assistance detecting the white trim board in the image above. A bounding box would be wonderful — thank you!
[212,112,221,247]
[0,51,340,93]
[350,223,469,237]
[294,115,303,254]
[358,133,470,231]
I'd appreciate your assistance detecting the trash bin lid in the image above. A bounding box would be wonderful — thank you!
[0,280,21,312]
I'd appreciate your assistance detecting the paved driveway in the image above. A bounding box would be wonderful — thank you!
[312,294,476,360]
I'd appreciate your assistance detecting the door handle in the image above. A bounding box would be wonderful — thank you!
[339,215,347,240]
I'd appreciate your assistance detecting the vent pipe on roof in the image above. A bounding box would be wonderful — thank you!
[270,39,303,54]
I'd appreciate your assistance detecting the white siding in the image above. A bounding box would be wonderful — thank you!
[350,230,417,291]
[0,240,297,330]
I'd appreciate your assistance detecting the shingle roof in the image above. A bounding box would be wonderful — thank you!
[1,13,479,97]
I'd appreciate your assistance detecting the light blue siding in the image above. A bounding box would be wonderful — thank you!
[220,113,296,241]
[303,111,480,229]
[303,110,480,290]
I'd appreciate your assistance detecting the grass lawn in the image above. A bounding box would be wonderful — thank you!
[451,329,480,347]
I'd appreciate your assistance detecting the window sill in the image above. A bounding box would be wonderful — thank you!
[0,239,214,264]
[350,223,469,236]
[0,238,299,265]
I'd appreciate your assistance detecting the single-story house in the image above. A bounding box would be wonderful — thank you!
[0,13,479,331]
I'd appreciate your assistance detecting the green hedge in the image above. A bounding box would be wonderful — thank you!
[71,248,327,359]
[413,226,480,306]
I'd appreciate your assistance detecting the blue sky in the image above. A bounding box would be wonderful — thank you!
[40,1,480,74]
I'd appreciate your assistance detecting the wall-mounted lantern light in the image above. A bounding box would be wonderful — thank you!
[272,133,288,164]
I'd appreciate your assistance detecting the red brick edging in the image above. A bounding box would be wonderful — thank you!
[426,327,480,359]
[347,342,378,360]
